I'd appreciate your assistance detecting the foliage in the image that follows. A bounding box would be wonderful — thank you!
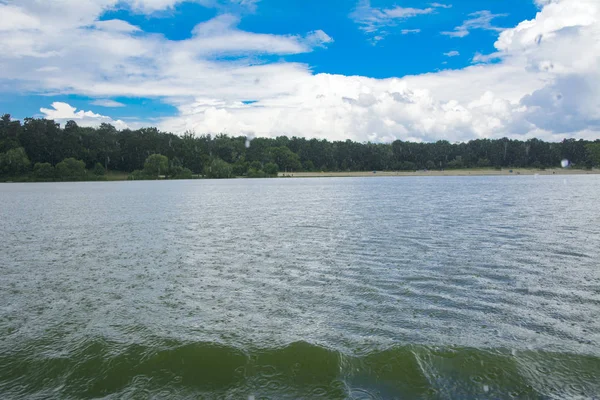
[144,154,169,177]
[586,142,600,167]
[0,147,30,176]
[33,162,54,180]
[247,168,268,178]
[93,162,106,176]
[204,157,233,179]
[232,161,249,176]
[270,146,301,171]
[55,158,86,180]
[303,160,315,171]
[1,114,599,181]
[263,162,279,176]
[169,166,193,179]
[398,161,416,171]
[447,157,464,169]
[0,114,23,153]
[128,170,149,180]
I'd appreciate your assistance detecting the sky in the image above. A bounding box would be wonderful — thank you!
[0,0,599,143]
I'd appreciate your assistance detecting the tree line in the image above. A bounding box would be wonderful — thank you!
[1,114,599,180]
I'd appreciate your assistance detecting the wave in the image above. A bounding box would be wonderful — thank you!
[1,340,599,399]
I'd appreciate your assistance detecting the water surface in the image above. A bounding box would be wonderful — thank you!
[1,176,599,398]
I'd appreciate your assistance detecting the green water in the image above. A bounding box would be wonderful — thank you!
[1,177,599,398]
[2,340,599,399]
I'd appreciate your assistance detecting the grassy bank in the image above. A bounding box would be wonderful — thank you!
[279,168,600,178]
[3,168,598,183]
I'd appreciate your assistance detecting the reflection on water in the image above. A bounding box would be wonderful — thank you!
[1,176,599,398]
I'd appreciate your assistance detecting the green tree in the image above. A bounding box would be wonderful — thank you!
[143,154,169,178]
[232,161,249,176]
[55,158,86,180]
[0,114,23,153]
[249,161,263,170]
[169,165,193,179]
[263,162,279,176]
[399,161,416,171]
[4,113,600,179]
[271,146,301,171]
[477,158,491,168]
[0,147,30,176]
[33,162,55,180]
[93,162,106,176]
[247,168,267,178]
[204,157,233,179]
[447,156,464,169]
[303,160,315,171]
[586,142,600,167]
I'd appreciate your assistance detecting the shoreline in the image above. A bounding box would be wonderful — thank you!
[278,168,600,178]
[3,168,599,183]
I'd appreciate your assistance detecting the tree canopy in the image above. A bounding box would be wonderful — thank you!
[1,113,599,181]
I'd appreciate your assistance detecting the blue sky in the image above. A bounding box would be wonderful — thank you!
[1,0,598,142]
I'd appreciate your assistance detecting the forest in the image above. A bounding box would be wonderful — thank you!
[1,114,600,181]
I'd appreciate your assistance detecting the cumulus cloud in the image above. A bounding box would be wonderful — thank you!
[0,0,599,143]
[0,4,40,31]
[444,51,460,57]
[40,102,130,129]
[442,10,507,38]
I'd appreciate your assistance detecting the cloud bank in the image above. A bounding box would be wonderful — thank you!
[0,0,599,143]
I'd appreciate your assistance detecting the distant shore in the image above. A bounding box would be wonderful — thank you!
[279,168,600,178]
[4,168,599,183]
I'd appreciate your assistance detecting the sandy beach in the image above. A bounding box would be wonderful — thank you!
[279,169,600,178]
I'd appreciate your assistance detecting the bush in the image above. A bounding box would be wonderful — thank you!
[531,161,544,170]
[447,158,464,169]
[128,169,151,180]
[169,166,193,179]
[33,162,54,180]
[55,158,86,180]
[247,168,267,178]
[399,161,416,171]
[477,158,491,168]
[303,160,315,172]
[263,162,279,176]
[249,161,262,171]
[0,147,30,176]
[232,161,249,176]
[204,158,233,179]
[93,162,106,176]
[143,154,168,178]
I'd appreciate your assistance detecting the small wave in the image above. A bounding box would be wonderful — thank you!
[1,339,599,399]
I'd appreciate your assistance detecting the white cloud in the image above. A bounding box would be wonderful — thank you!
[442,10,507,38]
[126,0,261,13]
[430,3,452,9]
[40,102,129,129]
[93,19,141,33]
[444,50,460,57]
[1,0,600,143]
[187,14,331,55]
[0,4,40,31]
[472,52,501,63]
[90,99,126,107]
[350,0,449,42]
[305,30,334,47]
[401,29,421,35]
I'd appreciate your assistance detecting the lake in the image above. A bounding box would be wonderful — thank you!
[1,176,599,399]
